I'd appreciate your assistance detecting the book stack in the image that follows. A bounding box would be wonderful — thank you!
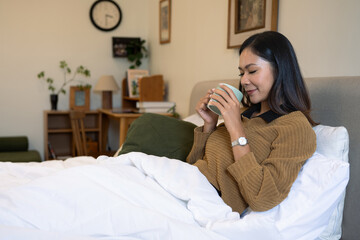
[136,101,176,113]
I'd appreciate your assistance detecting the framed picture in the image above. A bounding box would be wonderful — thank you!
[112,37,141,57]
[227,0,278,48]
[69,86,90,110]
[159,0,171,44]
[126,69,149,98]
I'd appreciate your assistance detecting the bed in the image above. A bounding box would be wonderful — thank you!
[0,76,358,240]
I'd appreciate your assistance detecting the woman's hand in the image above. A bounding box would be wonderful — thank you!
[195,89,219,132]
[210,84,244,138]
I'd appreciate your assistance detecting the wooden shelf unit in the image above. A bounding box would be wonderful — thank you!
[43,110,102,160]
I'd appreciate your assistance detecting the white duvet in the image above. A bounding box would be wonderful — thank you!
[0,152,239,240]
[0,151,349,240]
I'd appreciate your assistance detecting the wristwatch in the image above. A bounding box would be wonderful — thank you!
[231,137,248,147]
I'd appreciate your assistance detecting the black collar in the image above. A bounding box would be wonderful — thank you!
[241,104,282,123]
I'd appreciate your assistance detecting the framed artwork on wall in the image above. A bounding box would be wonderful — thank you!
[159,0,171,44]
[227,0,279,49]
[69,86,90,110]
[112,37,141,57]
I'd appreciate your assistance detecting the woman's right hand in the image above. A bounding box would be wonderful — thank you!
[195,89,218,132]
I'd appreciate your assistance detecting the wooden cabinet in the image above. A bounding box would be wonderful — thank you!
[44,110,101,160]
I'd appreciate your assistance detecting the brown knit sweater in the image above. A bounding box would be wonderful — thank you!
[186,110,316,214]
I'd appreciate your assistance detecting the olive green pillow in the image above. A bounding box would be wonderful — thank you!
[119,113,197,161]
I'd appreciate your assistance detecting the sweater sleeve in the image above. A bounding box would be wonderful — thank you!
[227,117,316,212]
[186,126,213,164]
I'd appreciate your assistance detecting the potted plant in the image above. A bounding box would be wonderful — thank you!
[126,39,148,69]
[37,60,91,110]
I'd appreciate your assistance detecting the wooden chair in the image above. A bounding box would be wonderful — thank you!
[69,110,87,156]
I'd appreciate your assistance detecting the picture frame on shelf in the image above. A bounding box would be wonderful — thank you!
[126,69,149,98]
[227,0,278,49]
[69,86,90,110]
[112,37,141,57]
[159,0,171,44]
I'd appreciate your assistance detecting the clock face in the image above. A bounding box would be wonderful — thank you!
[90,0,122,31]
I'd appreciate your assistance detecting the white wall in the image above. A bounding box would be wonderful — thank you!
[1,0,360,160]
[0,0,149,159]
[148,0,360,118]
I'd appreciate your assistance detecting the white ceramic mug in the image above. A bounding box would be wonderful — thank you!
[207,83,243,116]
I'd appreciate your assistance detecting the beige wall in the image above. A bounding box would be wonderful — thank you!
[148,0,360,118]
[1,0,359,160]
[0,0,150,157]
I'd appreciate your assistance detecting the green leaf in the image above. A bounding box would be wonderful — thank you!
[128,55,136,62]
[84,69,90,77]
[60,60,67,68]
[37,71,45,78]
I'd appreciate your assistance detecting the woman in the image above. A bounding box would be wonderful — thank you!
[186,31,317,214]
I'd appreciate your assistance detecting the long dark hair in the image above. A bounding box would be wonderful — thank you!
[239,31,317,126]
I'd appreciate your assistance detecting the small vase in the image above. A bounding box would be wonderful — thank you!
[50,94,58,110]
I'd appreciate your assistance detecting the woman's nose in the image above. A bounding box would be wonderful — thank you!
[240,75,250,85]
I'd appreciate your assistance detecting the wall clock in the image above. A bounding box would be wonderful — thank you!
[90,0,122,32]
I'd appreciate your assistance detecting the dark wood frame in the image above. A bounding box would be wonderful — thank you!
[69,86,90,111]
[159,0,171,44]
[112,37,140,57]
[227,0,278,49]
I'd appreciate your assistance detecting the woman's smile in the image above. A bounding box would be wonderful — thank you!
[246,89,257,96]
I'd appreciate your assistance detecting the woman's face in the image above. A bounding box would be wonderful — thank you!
[239,48,275,110]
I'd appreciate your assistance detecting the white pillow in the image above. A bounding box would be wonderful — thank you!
[313,125,349,240]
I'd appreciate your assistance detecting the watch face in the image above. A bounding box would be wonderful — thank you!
[90,0,122,31]
[238,137,247,145]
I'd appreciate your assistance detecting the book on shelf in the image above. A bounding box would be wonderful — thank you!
[47,141,57,159]
[136,101,175,108]
[138,107,173,113]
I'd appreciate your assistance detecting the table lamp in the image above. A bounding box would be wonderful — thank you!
[94,75,119,109]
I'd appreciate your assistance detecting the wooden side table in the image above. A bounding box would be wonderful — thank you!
[99,109,172,152]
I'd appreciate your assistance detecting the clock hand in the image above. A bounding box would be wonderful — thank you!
[105,14,113,26]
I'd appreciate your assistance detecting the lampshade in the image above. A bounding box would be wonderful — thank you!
[94,75,119,109]
[94,75,120,91]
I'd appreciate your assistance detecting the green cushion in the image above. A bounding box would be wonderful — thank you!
[0,136,28,152]
[119,113,197,161]
[0,150,41,162]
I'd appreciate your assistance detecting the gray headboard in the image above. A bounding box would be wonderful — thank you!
[188,76,360,239]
